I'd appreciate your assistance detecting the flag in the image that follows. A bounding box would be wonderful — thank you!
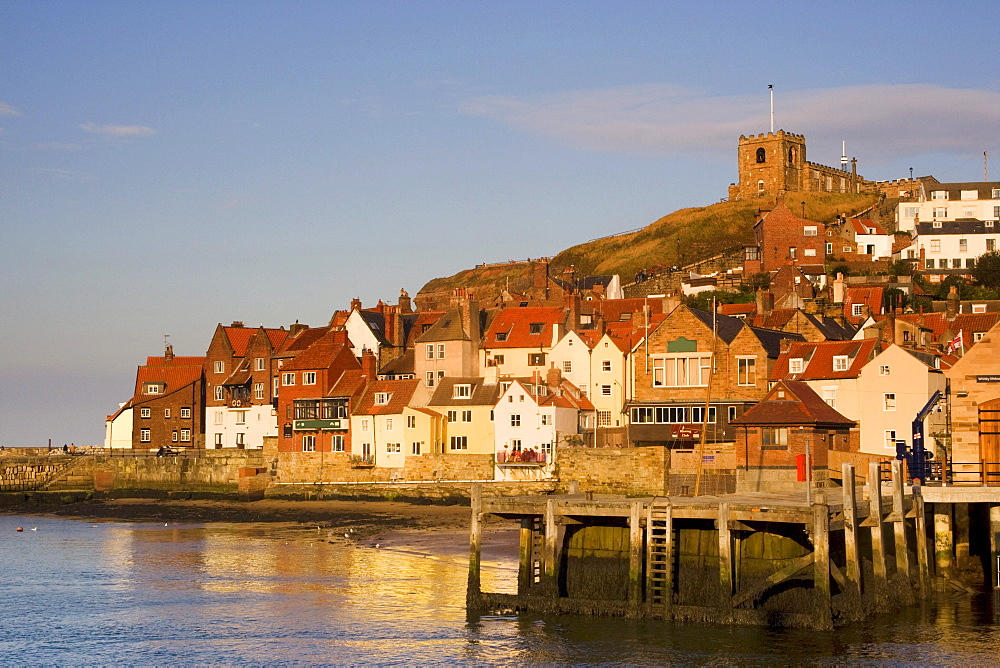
[947,330,964,355]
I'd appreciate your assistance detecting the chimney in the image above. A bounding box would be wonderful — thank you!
[546,364,562,393]
[350,298,362,312]
[565,292,580,331]
[398,288,412,314]
[164,343,174,363]
[885,310,896,345]
[289,321,308,337]
[755,289,773,317]
[832,273,846,303]
[385,306,404,348]
[533,258,549,298]
[230,321,244,328]
[663,294,681,313]
[946,285,959,321]
[458,297,480,342]
[360,348,377,378]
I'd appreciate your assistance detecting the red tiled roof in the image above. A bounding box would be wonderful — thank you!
[405,311,446,347]
[276,326,331,354]
[282,329,353,371]
[733,380,855,427]
[589,298,664,321]
[845,286,884,324]
[482,306,566,348]
[873,312,1000,344]
[355,378,419,415]
[718,303,756,316]
[223,327,253,356]
[133,357,205,401]
[144,356,204,366]
[328,368,368,399]
[770,339,878,381]
[850,218,886,236]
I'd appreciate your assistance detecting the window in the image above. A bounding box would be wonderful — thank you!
[601,385,612,396]
[253,357,265,371]
[495,332,508,342]
[449,436,468,451]
[737,357,756,386]
[826,242,833,254]
[529,323,543,334]
[447,410,457,423]
[528,353,546,366]
[255,383,264,400]
[410,442,420,455]
[788,247,797,259]
[374,392,391,405]
[884,393,896,411]
[631,407,653,423]
[803,225,818,236]
[932,208,947,219]
[833,355,848,372]
[756,147,766,163]
[852,303,865,317]
[434,343,445,359]
[511,414,521,427]
[789,358,804,374]
[652,354,711,387]
[407,415,416,429]
[602,359,612,372]
[140,429,150,442]
[384,417,393,431]
[963,207,975,218]
[972,304,987,314]
[904,207,919,218]
[302,435,316,452]
[214,411,223,425]
[822,387,837,409]
[926,259,935,269]
[597,410,612,427]
[170,431,178,442]
[931,190,948,200]
[331,435,344,452]
[562,360,572,373]
[540,414,551,426]
[425,371,435,388]
[214,433,223,447]
[145,384,160,395]
[273,377,279,395]
[386,442,401,453]
[361,419,369,432]
[974,332,985,343]
[437,370,445,381]
[453,384,471,398]
[303,372,317,385]
[462,410,472,423]
[214,361,225,374]
[163,408,171,419]
[961,190,977,201]
[140,407,151,419]
[180,429,191,442]
[959,239,968,252]
[235,411,246,425]
[282,373,295,386]
[761,427,788,448]
[988,239,997,252]
[843,246,853,253]
[884,430,897,449]
[804,248,816,257]
[425,344,434,360]
[728,406,737,422]
[879,365,890,376]
[493,355,505,365]
[692,406,716,424]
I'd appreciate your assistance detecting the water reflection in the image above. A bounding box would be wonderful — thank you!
[1,513,998,665]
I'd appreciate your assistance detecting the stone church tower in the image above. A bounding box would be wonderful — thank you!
[728,130,807,200]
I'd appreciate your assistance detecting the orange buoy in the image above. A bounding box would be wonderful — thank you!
[16,527,23,532]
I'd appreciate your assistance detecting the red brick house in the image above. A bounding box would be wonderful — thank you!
[742,203,827,276]
[732,379,855,492]
[128,346,205,450]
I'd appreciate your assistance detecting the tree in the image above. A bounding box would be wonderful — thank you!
[972,251,1000,290]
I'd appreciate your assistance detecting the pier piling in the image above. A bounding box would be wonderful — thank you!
[867,461,888,581]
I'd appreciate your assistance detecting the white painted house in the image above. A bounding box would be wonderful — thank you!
[897,181,1000,233]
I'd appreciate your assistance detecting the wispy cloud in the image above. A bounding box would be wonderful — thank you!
[0,102,20,116]
[461,84,1000,158]
[78,122,157,137]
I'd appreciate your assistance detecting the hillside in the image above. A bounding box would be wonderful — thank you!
[419,191,879,297]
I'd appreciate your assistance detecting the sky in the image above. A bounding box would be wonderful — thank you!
[2,1,998,446]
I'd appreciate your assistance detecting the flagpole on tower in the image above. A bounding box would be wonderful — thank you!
[768,85,774,133]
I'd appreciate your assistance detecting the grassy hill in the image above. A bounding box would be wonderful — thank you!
[420,191,879,296]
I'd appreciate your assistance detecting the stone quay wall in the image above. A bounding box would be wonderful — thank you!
[554,446,669,496]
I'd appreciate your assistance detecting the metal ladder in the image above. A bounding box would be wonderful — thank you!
[646,498,673,611]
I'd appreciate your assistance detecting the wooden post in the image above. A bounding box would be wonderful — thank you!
[812,502,833,630]
[842,463,861,597]
[467,482,483,605]
[867,461,888,581]
[718,502,733,598]
[891,460,910,578]
[990,504,1000,589]
[628,500,644,613]
[933,502,953,580]
[518,517,533,595]
[914,487,931,595]
[544,497,561,597]
[954,502,970,565]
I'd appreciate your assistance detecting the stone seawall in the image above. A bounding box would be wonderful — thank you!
[0,455,75,492]
[555,447,669,496]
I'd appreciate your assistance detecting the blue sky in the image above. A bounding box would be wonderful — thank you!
[2,1,998,446]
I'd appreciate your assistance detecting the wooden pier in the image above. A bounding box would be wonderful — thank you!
[466,460,1000,629]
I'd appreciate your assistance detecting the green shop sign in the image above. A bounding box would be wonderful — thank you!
[293,419,344,430]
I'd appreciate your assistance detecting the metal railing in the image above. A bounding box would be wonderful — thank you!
[875,459,1000,487]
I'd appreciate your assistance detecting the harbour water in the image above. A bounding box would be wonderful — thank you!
[2,512,999,665]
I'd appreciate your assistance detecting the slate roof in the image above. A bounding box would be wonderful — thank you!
[689,307,745,344]
[746,326,806,359]
[915,220,998,235]
[378,349,414,376]
[354,378,420,416]
[358,310,389,346]
[770,339,879,381]
[404,311,446,346]
[732,380,855,427]
[921,181,1000,201]
[414,308,475,343]
[428,377,503,407]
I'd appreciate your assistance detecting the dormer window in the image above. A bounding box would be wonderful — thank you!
[803,226,818,236]
[931,190,948,200]
[495,332,508,342]
[453,384,471,399]
[529,323,544,334]
[833,355,848,372]
[374,392,392,406]
[972,304,986,313]
[852,303,865,317]
[145,383,161,395]
[789,358,804,374]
